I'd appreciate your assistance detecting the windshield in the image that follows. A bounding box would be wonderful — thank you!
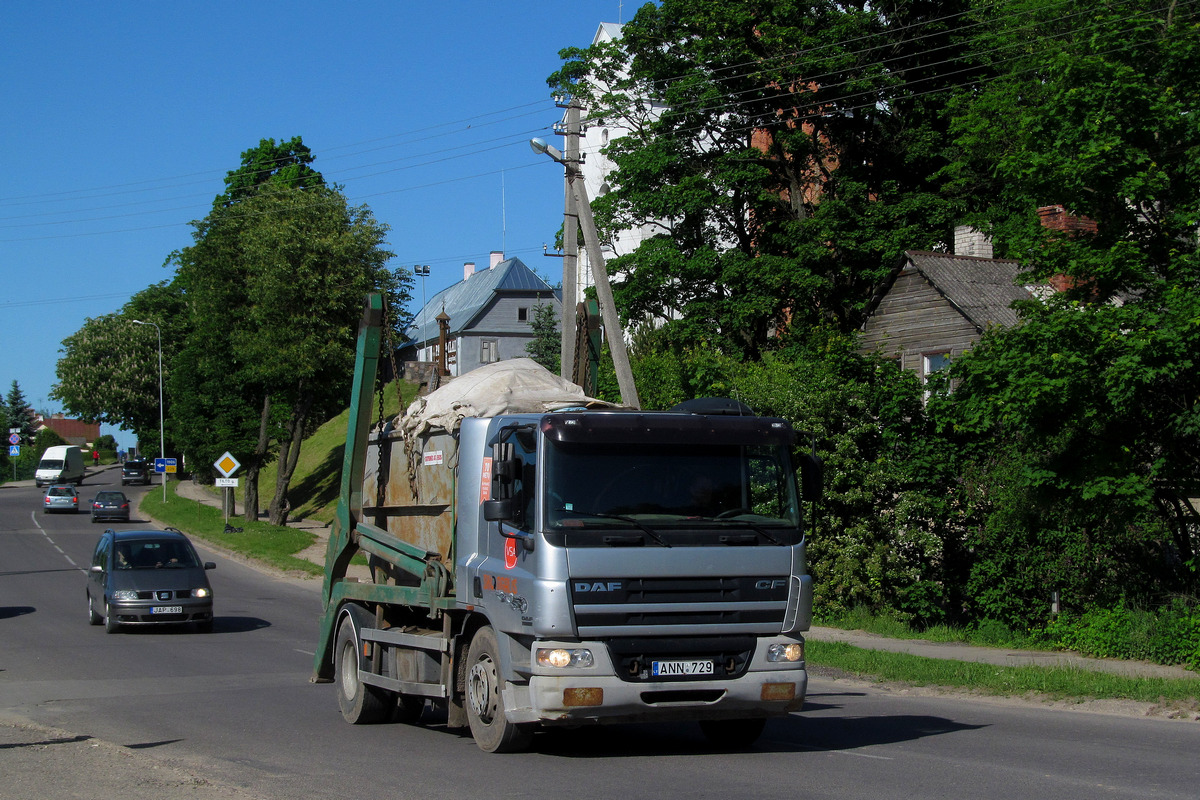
[40,460,64,470]
[115,539,202,569]
[544,440,801,536]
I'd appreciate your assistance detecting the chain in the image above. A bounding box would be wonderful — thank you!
[381,296,405,415]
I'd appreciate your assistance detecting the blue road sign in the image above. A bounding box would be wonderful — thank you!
[154,458,178,473]
[8,445,18,457]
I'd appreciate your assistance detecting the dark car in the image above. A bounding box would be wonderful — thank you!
[86,528,215,633]
[121,460,151,486]
[90,491,131,523]
[43,484,80,513]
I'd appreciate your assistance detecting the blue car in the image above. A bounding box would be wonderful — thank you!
[86,528,215,633]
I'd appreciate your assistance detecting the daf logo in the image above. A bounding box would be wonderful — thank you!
[755,579,787,591]
[574,581,622,593]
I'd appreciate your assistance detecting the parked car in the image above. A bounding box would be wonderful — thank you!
[86,528,215,634]
[90,491,131,523]
[121,460,151,486]
[43,484,79,514]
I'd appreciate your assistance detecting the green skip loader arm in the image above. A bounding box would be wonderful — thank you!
[311,293,383,683]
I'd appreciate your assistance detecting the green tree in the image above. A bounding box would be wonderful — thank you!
[934,0,1200,619]
[549,0,974,357]
[5,380,36,442]
[525,302,561,373]
[170,141,404,524]
[52,281,185,449]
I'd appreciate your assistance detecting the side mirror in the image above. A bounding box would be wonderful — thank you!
[799,453,824,503]
[204,562,216,570]
[483,498,513,522]
[89,565,104,573]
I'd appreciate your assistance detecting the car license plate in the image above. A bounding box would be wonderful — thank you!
[151,606,182,614]
[652,659,714,677]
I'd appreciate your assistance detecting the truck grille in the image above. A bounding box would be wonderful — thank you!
[570,576,788,637]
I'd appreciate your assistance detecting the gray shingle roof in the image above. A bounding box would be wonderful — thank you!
[405,257,553,345]
[901,251,1033,330]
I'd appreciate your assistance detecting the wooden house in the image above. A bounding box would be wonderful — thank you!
[859,249,1033,381]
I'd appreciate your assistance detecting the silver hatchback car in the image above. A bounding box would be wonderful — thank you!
[43,484,80,514]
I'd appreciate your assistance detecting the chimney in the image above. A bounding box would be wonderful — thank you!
[954,225,993,259]
[1037,205,1098,235]
[463,262,476,281]
[490,251,504,269]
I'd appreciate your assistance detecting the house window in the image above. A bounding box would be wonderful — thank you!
[923,352,951,378]
[480,339,498,364]
[517,307,529,322]
[922,351,952,399]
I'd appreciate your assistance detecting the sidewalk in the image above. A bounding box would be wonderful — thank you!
[171,477,1198,683]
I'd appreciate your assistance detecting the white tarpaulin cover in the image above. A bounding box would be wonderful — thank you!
[400,357,613,441]
[396,359,613,496]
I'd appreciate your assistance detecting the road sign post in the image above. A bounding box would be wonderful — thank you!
[214,452,242,523]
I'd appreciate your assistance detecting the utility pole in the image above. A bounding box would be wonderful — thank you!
[532,135,640,409]
[560,99,580,381]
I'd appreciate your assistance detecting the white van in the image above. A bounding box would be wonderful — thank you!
[35,445,86,488]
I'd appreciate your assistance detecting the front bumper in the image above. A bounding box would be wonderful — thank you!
[506,637,808,726]
[107,597,213,626]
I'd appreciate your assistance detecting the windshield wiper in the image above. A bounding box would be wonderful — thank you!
[555,507,671,547]
[692,517,786,546]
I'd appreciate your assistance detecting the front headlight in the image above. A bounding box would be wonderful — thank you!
[192,588,210,598]
[536,648,594,668]
[767,642,805,662]
[111,590,138,601]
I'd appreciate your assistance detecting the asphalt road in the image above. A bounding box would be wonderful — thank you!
[3,472,1200,800]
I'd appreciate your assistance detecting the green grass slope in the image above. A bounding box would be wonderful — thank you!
[256,380,416,524]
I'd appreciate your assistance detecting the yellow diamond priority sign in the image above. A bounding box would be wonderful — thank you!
[214,451,241,478]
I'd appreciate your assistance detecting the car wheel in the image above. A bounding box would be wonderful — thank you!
[87,592,102,626]
[104,602,120,634]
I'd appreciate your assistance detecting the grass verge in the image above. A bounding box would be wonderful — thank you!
[139,480,324,577]
[807,640,1200,707]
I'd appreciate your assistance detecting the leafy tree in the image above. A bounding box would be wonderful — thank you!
[95,434,118,452]
[215,135,325,207]
[549,0,975,357]
[170,144,404,524]
[525,302,561,373]
[52,281,185,449]
[934,0,1200,619]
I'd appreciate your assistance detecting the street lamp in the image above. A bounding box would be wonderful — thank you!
[530,137,641,408]
[131,319,165,502]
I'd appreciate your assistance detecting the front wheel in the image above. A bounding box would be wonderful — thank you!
[104,602,119,634]
[465,626,534,752]
[335,616,390,724]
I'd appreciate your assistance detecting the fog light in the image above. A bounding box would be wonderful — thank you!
[767,642,804,662]
[537,648,594,668]
[762,682,797,701]
[563,687,603,707]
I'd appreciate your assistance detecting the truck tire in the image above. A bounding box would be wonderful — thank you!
[465,626,534,753]
[335,616,390,724]
[698,718,766,749]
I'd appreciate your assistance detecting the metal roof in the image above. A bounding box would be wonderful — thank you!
[404,257,554,346]
[899,251,1033,330]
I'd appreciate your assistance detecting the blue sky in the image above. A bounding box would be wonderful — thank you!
[1,1,631,448]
